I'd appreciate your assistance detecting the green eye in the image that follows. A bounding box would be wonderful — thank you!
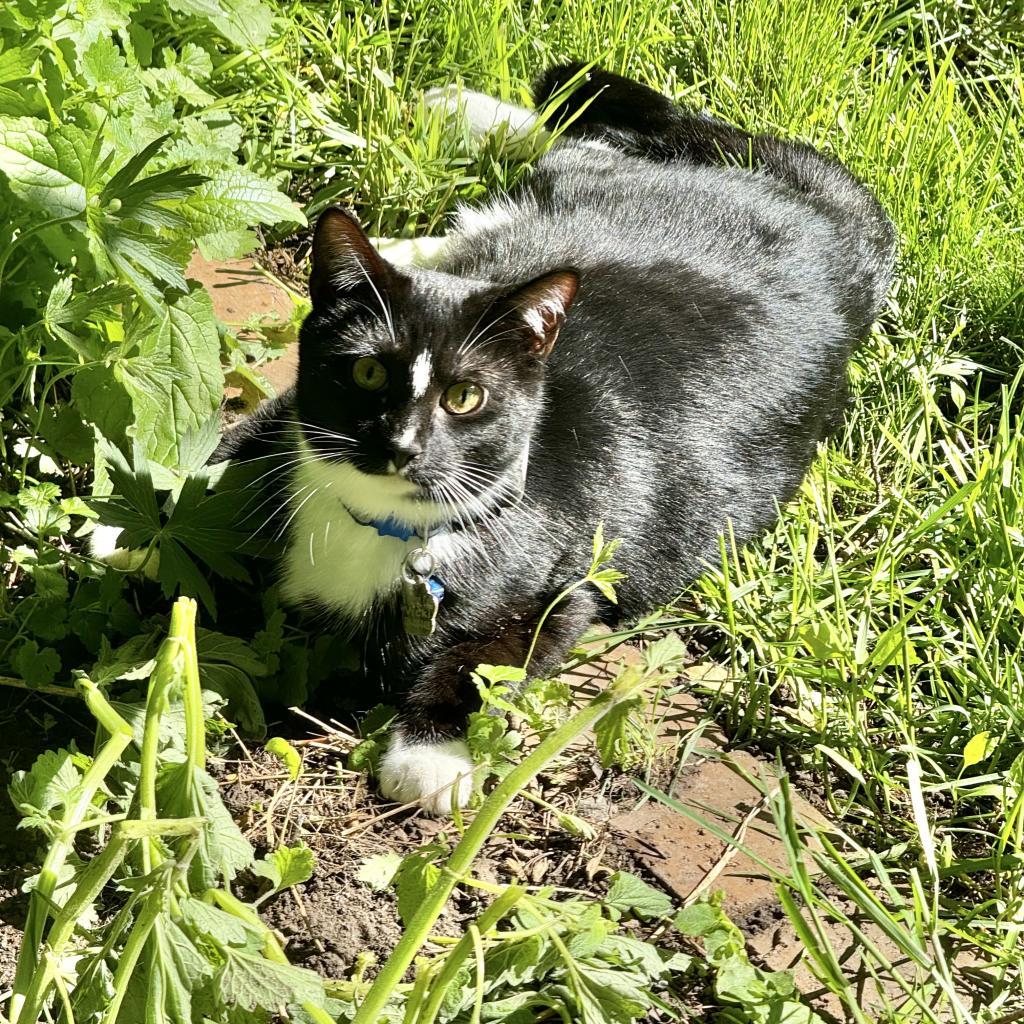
[442,381,487,415]
[353,356,387,391]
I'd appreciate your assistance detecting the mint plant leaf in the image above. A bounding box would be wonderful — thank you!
[0,116,87,217]
[604,871,673,920]
[156,762,255,889]
[215,946,326,1015]
[130,285,223,467]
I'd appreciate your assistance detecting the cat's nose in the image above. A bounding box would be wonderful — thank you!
[391,442,423,470]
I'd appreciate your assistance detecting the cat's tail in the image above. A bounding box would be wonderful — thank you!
[534,62,896,320]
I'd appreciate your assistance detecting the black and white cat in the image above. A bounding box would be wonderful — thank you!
[215,64,895,813]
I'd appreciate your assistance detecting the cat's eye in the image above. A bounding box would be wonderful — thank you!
[442,381,487,415]
[352,356,388,391]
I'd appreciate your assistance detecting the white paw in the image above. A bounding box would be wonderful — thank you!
[422,85,547,150]
[370,235,450,269]
[378,735,475,815]
[88,525,160,579]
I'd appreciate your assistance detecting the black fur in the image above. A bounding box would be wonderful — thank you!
[216,64,895,746]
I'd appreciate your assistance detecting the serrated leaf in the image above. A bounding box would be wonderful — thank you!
[215,945,325,1014]
[181,166,305,238]
[0,116,86,217]
[252,841,316,896]
[572,960,651,1024]
[0,48,34,84]
[9,747,82,823]
[130,285,223,467]
[156,762,255,889]
[604,871,673,920]
[179,896,261,948]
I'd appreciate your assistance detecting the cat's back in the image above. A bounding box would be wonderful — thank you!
[440,139,888,348]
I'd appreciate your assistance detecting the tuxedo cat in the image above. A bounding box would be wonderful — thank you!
[215,64,895,813]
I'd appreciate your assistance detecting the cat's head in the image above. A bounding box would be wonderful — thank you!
[295,207,578,527]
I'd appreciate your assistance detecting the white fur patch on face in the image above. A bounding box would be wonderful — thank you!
[378,734,474,815]
[410,350,432,399]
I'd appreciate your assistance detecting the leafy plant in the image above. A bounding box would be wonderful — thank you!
[4,598,324,1024]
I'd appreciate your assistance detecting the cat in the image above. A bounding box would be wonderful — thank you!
[214,63,895,814]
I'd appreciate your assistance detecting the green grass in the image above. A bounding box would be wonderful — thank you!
[198,0,1024,1017]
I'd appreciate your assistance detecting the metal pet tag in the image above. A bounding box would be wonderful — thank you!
[401,547,444,637]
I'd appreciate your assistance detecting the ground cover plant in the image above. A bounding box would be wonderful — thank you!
[1,0,1023,1021]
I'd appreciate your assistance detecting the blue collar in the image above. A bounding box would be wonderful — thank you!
[347,508,421,542]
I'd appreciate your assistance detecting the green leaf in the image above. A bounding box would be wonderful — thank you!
[0,116,86,218]
[395,846,443,927]
[156,762,255,889]
[11,639,62,685]
[963,731,991,769]
[215,945,326,1014]
[571,960,651,1024]
[181,166,305,239]
[264,737,302,780]
[593,694,642,769]
[673,902,723,938]
[129,285,223,467]
[9,747,82,824]
[355,851,404,892]
[252,841,316,896]
[604,871,673,920]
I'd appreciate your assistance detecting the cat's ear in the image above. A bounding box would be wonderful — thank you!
[309,206,392,307]
[495,269,579,359]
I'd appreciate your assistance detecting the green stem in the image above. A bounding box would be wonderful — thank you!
[0,674,82,699]
[9,679,133,1024]
[521,580,587,673]
[415,885,524,1024]
[174,598,205,771]
[99,887,167,1024]
[352,664,660,1024]
[14,827,132,1024]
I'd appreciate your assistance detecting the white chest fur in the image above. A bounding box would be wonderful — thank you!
[279,446,448,619]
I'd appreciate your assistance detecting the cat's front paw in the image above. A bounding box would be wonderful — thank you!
[378,735,475,815]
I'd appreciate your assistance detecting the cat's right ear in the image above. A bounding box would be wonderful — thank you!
[309,207,392,308]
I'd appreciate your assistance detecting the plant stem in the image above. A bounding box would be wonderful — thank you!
[9,678,133,1024]
[14,827,132,1024]
[415,885,524,1024]
[352,662,664,1024]
[0,674,82,698]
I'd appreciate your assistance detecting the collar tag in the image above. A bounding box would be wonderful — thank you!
[401,546,444,636]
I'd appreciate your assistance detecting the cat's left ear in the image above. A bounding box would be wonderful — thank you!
[496,269,579,359]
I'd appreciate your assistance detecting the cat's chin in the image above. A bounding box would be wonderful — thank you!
[295,439,446,529]
[378,735,475,815]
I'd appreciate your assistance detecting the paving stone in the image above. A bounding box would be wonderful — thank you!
[188,251,300,400]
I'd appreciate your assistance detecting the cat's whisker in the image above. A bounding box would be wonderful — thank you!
[274,481,331,543]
